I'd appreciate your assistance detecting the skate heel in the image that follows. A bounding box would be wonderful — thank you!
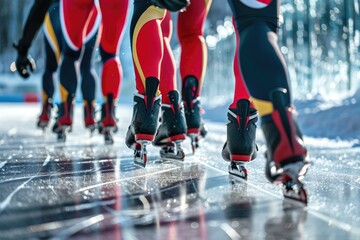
[37,98,53,130]
[126,77,162,166]
[160,140,185,161]
[52,95,74,142]
[182,76,207,153]
[98,94,118,144]
[134,140,151,167]
[222,99,258,164]
[152,90,187,159]
[83,100,96,135]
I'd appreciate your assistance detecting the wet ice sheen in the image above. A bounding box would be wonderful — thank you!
[0,104,359,239]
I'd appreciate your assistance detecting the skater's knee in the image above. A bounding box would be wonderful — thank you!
[100,46,116,63]
[63,45,81,60]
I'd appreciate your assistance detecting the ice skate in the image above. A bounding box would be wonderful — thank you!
[37,98,53,130]
[182,76,207,153]
[98,94,118,145]
[153,91,186,161]
[125,77,161,167]
[52,95,74,142]
[262,88,310,204]
[221,99,258,180]
[83,100,96,135]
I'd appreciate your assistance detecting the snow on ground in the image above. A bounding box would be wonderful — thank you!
[202,90,360,146]
[1,72,360,144]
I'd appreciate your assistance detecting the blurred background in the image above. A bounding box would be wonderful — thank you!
[0,0,359,103]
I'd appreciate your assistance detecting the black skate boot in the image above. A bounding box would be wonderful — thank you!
[261,88,310,204]
[182,75,207,153]
[37,98,53,130]
[125,77,161,167]
[98,94,118,145]
[153,90,187,160]
[52,95,74,142]
[222,99,258,180]
[83,100,96,135]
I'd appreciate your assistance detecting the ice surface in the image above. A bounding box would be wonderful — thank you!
[0,103,359,239]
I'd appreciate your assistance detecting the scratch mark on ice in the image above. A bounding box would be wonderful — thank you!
[0,161,7,169]
[0,154,51,213]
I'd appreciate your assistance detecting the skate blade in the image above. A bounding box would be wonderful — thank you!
[102,126,115,145]
[187,134,200,153]
[134,157,146,167]
[133,141,150,167]
[37,121,49,130]
[160,151,185,161]
[159,141,185,161]
[283,184,308,206]
[56,125,70,142]
[228,163,248,180]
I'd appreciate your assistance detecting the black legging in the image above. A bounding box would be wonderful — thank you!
[227,0,291,105]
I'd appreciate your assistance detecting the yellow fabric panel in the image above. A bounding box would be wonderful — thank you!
[250,97,273,117]
[60,84,68,102]
[42,90,48,102]
[132,6,165,92]
[44,13,61,62]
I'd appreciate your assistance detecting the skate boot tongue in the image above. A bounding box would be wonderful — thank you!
[144,77,160,112]
[236,99,251,133]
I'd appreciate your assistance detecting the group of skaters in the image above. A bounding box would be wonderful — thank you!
[14,0,310,203]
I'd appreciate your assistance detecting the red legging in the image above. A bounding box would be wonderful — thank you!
[230,18,254,109]
[60,0,128,101]
[177,0,212,98]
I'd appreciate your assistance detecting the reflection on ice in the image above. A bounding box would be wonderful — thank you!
[0,104,359,239]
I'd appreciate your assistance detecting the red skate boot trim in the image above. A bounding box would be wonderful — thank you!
[84,104,95,127]
[159,134,186,143]
[187,128,200,135]
[58,117,72,126]
[230,154,252,162]
[135,134,155,141]
[38,113,50,128]
[101,117,116,127]
[169,134,186,142]
[272,109,307,167]
[39,111,50,122]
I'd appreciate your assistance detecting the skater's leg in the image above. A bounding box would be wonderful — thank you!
[159,11,177,104]
[99,0,128,101]
[126,2,166,166]
[177,1,212,148]
[228,0,308,202]
[96,0,129,144]
[230,18,253,109]
[54,0,93,138]
[59,0,93,101]
[38,5,61,129]
[130,2,165,96]
[80,6,101,131]
[177,0,212,95]
[222,18,258,178]
[126,3,165,146]
[38,39,57,129]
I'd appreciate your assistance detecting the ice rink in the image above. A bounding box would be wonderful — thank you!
[0,103,359,240]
